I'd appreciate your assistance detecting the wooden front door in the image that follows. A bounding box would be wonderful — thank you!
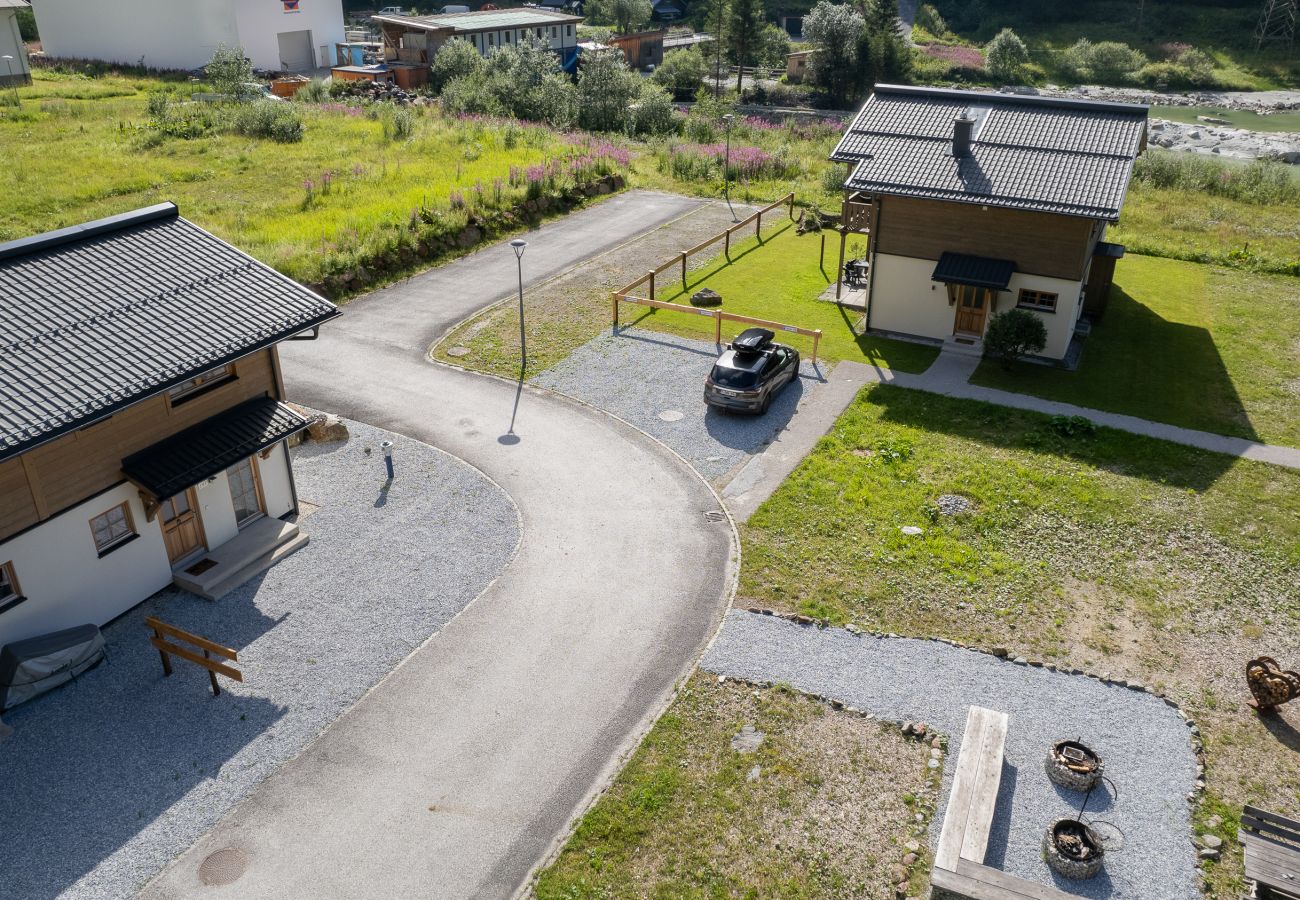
[161,489,204,563]
[952,285,991,336]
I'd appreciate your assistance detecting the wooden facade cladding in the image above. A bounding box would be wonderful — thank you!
[871,196,1095,281]
[0,349,278,543]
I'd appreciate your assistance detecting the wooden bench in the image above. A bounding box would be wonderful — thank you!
[931,706,1085,900]
[1241,805,1300,899]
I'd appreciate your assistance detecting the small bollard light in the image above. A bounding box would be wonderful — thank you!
[381,440,394,479]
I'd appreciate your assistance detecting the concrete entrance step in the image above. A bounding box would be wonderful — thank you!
[173,517,307,600]
[942,335,985,359]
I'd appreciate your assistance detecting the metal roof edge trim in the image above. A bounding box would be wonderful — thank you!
[870,83,1150,116]
[854,181,1120,221]
[0,203,179,263]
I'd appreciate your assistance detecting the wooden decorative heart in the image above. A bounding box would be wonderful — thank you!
[1246,656,1300,713]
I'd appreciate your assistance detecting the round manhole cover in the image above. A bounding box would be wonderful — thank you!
[198,847,249,886]
[446,346,472,358]
[657,409,684,422]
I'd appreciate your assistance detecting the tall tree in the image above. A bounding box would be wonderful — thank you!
[803,0,865,105]
[728,0,766,92]
[860,0,910,86]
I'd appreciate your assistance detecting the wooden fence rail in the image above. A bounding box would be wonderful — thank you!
[146,616,241,697]
[614,293,823,364]
[613,192,796,303]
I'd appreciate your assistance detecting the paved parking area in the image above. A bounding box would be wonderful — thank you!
[0,420,519,900]
[533,328,830,482]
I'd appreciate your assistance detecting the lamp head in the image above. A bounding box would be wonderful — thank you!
[510,238,527,259]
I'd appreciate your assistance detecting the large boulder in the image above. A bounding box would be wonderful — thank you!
[691,288,723,307]
[307,414,350,443]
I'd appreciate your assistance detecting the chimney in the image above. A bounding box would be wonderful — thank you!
[952,113,975,158]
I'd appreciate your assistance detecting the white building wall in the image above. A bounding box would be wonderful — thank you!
[259,443,294,518]
[868,253,1082,361]
[32,0,238,71]
[1,9,29,81]
[195,470,239,549]
[0,483,172,647]
[233,0,344,71]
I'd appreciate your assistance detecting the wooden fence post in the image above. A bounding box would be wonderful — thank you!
[724,230,730,259]
[681,251,688,288]
[812,330,822,366]
[154,623,172,677]
[648,270,655,302]
[789,192,795,220]
[611,292,619,331]
[756,210,762,239]
[714,310,723,345]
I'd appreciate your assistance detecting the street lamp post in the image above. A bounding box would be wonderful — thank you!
[510,239,527,368]
[722,113,737,222]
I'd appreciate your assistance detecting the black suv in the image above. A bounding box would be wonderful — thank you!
[703,328,801,414]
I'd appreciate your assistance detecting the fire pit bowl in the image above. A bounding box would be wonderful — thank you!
[1045,740,1104,792]
[1043,818,1105,880]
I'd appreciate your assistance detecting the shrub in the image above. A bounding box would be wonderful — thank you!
[206,44,256,101]
[431,38,486,93]
[915,3,948,36]
[1086,41,1147,82]
[577,52,640,132]
[146,92,170,121]
[985,28,1028,82]
[295,78,330,103]
[230,100,304,142]
[382,106,416,141]
[804,0,865,106]
[439,74,507,117]
[983,309,1047,368]
[1049,415,1097,438]
[537,73,579,129]
[631,85,680,136]
[653,47,708,99]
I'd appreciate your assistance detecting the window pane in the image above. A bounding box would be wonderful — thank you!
[0,565,14,598]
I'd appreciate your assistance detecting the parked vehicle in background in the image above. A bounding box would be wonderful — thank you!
[703,328,800,414]
[376,6,405,15]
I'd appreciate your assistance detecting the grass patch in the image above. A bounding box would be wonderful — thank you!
[632,222,939,373]
[536,674,937,899]
[741,384,1300,891]
[970,255,1300,445]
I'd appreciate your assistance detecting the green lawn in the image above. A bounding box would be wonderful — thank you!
[741,385,1300,897]
[971,255,1300,445]
[632,221,940,373]
[0,71,592,286]
[536,674,938,899]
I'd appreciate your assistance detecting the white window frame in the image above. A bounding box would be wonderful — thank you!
[90,502,136,556]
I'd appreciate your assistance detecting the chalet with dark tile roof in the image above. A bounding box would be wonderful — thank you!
[831,85,1148,360]
[0,203,339,646]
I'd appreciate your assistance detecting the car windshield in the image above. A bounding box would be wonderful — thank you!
[710,363,760,389]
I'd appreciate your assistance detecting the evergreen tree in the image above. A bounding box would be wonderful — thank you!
[728,0,767,92]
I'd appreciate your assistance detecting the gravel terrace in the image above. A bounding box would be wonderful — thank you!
[0,420,520,900]
[702,611,1201,900]
[532,328,828,482]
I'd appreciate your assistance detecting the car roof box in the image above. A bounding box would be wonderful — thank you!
[731,327,774,354]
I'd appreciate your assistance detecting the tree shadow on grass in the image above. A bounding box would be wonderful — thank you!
[867,383,1240,491]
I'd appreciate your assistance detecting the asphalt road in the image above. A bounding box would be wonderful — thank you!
[141,192,737,899]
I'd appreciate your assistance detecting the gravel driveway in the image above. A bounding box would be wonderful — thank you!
[702,611,1200,899]
[533,328,826,481]
[0,420,519,900]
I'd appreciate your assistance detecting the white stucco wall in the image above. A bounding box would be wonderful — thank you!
[0,482,172,647]
[32,0,238,70]
[868,253,1082,360]
[259,442,294,518]
[195,470,239,549]
[234,0,344,71]
[31,0,342,71]
[1,8,29,81]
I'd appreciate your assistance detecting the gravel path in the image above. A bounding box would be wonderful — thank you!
[533,328,827,481]
[0,420,520,900]
[702,611,1200,899]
